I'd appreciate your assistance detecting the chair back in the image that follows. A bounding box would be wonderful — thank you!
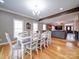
[66,33,75,41]
[27,31,38,49]
[41,32,47,43]
[41,32,47,39]
[33,32,39,41]
[46,31,51,39]
[47,31,52,44]
[19,31,29,37]
[5,32,12,46]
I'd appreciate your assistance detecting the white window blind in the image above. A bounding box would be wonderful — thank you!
[33,22,38,33]
[52,26,55,31]
[14,19,23,38]
[43,24,46,30]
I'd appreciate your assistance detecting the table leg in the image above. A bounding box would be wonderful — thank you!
[21,44,24,59]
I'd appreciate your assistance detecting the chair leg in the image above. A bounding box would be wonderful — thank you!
[44,40,46,49]
[30,50,32,59]
[49,39,52,45]
[44,39,47,49]
[36,48,38,54]
[17,49,20,59]
[16,50,18,59]
[40,44,42,52]
[47,40,49,47]
[44,43,46,49]
[21,45,24,59]
[19,50,21,59]
[10,48,13,59]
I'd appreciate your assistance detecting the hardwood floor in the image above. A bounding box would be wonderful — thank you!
[0,38,79,59]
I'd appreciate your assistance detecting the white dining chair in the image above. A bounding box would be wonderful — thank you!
[17,32,30,59]
[44,31,49,47]
[66,33,75,48]
[24,32,39,59]
[32,32,40,53]
[40,32,47,51]
[17,31,39,59]
[43,31,52,48]
[5,32,20,59]
[44,31,50,47]
[47,31,52,45]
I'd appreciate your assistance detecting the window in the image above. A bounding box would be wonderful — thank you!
[43,24,46,30]
[52,26,55,31]
[65,23,74,31]
[14,19,23,38]
[33,22,38,33]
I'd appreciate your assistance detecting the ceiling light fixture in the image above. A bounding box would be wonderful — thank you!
[33,4,40,15]
[0,0,4,3]
[60,8,63,10]
[26,0,46,16]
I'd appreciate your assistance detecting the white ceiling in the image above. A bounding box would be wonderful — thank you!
[0,0,79,20]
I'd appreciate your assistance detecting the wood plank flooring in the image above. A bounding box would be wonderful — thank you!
[0,38,79,59]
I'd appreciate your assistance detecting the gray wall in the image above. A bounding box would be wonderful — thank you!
[0,10,43,43]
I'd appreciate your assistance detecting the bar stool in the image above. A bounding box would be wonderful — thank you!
[66,33,75,48]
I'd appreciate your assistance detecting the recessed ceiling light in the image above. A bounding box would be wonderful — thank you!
[0,0,4,3]
[60,8,63,10]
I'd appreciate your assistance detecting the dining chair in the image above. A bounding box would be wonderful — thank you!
[17,31,39,59]
[44,31,49,47]
[43,31,52,48]
[47,31,52,45]
[5,32,20,59]
[66,33,75,48]
[40,32,47,51]
[24,32,39,59]
[32,32,40,53]
[17,32,30,59]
